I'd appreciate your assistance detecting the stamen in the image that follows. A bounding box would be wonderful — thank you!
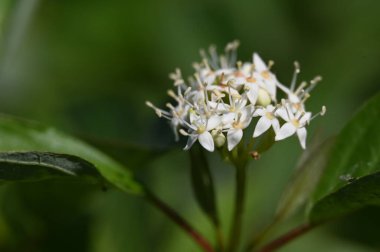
[290,61,300,91]
[295,81,307,95]
[184,87,192,95]
[236,61,242,70]
[208,45,219,69]
[203,58,211,71]
[305,75,322,93]
[301,93,310,103]
[268,60,274,70]
[321,105,326,116]
[220,55,228,69]
[179,129,189,136]
[145,101,154,108]
[310,106,327,121]
[167,90,179,101]
[194,73,204,88]
[166,103,176,111]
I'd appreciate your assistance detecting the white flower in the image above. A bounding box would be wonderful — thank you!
[275,104,311,149]
[253,105,280,138]
[253,53,278,101]
[225,106,254,151]
[244,77,260,105]
[182,113,221,152]
[276,62,322,112]
[146,41,325,152]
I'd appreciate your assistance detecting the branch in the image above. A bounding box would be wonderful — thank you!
[146,191,215,252]
[256,223,316,252]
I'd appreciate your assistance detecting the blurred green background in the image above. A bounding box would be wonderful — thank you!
[0,0,379,251]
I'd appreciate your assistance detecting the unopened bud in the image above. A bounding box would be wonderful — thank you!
[257,88,271,106]
[211,130,226,148]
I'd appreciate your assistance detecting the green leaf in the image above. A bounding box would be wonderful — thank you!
[275,137,335,221]
[309,92,380,223]
[0,115,144,194]
[189,144,219,225]
[310,172,380,223]
[0,151,101,182]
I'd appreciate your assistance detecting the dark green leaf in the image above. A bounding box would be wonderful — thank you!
[309,92,380,223]
[189,144,219,225]
[310,171,380,223]
[0,115,144,194]
[0,151,101,182]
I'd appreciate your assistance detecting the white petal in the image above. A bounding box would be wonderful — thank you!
[253,108,265,117]
[206,115,221,131]
[289,93,300,104]
[299,112,312,125]
[265,79,277,99]
[240,106,254,121]
[271,118,280,133]
[247,85,259,105]
[222,112,235,125]
[189,112,199,124]
[204,75,216,85]
[266,104,275,112]
[198,131,215,152]
[241,63,252,75]
[276,81,291,93]
[296,127,307,149]
[184,135,197,150]
[253,117,272,137]
[227,128,243,151]
[275,123,297,141]
[275,106,289,121]
[234,77,247,86]
[253,53,267,72]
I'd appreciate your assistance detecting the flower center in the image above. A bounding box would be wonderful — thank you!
[261,70,270,79]
[197,125,206,134]
[246,77,256,83]
[265,112,274,120]
[291,119,300,128]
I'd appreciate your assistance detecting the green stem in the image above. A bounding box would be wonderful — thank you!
[145,191,216,252]
[226,161,247,252]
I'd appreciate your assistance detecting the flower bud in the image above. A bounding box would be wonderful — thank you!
[211,130,226,148]
[257,88,271,106]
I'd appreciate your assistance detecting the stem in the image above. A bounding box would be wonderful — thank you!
[255,223,316,252]
[146,191,215,252]
[226,162,247,252]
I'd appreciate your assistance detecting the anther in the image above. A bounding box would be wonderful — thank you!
[268,60,274,70]
[321,106,326,116]
[294,61,300,73]
[179,129,189,136]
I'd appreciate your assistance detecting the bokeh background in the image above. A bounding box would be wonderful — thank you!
[0,0,379,251]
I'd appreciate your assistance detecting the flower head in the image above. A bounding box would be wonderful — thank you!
[146,41,325,152]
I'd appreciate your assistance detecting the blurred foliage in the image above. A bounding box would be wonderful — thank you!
[0,0,379,251]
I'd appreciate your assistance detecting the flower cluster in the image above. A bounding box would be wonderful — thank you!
[146,41,325,152]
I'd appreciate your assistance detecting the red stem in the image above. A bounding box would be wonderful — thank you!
[256,223,316,252]
[146,192,215,252]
